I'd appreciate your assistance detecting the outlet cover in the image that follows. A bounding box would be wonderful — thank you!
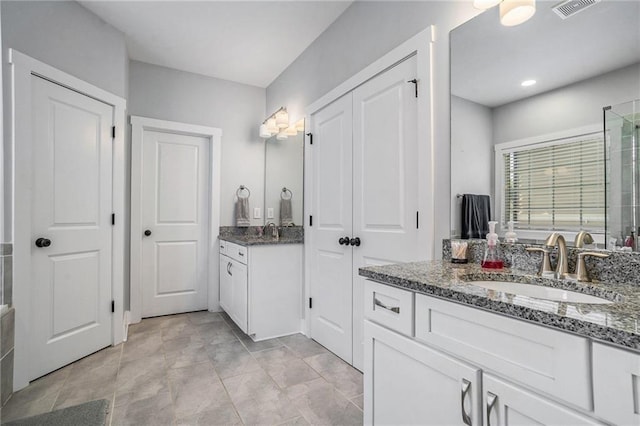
[267,208,274,219]
[253,207,261,219]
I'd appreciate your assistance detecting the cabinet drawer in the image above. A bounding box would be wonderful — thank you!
[226,242,248,264]
[415,294,591,411]
[219,239,227,255]
[364,280,413,336]
[592,343,640,426]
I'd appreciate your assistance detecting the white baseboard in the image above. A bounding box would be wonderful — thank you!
[123,310,131,342]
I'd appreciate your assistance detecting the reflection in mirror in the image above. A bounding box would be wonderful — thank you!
[450,1,640,246]
[264,127,304,227]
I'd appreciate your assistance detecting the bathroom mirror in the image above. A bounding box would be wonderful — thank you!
[450,1,640,243]
[264,128,304,227]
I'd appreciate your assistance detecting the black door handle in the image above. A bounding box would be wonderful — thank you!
[350,237,361,247]
[338,236,350,246]
[35,238,52,248]
[144,229,152,237]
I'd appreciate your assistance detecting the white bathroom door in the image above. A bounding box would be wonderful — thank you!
[139,130,210,317]
[309,94,354,363]
[351,55,420,370]
[30,75,114,380]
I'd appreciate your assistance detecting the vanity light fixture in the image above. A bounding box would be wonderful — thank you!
[284,125,298,136]
[276,131,288,140]
[473,0,536,26]
[275,109,289,129]
[521,79,537,87]
[259,107,304,139]
[294,119,305,132]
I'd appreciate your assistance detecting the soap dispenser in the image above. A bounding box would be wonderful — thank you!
[504,221,518,243]
[482,221,504,269]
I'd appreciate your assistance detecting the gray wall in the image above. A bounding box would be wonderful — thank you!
[128,60,267,228]
[493,62,640,144]
[450,95,494,237]
[1,0,129,240]
[266,1,482,258]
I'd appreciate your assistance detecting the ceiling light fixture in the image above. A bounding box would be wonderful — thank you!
[500,0,536,26]
[521,79,536,87]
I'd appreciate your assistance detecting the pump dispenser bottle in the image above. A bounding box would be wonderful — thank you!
[482,221,504,269]
[504,221,518,243]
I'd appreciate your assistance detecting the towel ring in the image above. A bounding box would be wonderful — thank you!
[236,185,250,198]
[281,187,293,200]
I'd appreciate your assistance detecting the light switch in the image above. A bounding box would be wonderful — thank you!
[267,208,274,219]
[253,207,261,219]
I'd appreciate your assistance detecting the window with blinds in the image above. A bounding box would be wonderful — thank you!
[500,132,605,232]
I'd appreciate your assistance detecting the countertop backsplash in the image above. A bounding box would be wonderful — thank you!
[443,239,640,287]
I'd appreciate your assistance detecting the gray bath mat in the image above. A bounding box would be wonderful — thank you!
[4,399,109,426]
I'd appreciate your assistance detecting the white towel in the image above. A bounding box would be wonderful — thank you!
[236,196,250,227]
[280,198,293,226]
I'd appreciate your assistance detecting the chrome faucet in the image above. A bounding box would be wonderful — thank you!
[263,222,279,239]
[574,231,594,248]
[544,232,569,278]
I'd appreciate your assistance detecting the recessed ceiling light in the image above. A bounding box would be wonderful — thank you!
[521,79,537,87]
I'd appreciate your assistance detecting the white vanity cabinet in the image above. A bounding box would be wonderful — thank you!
[363,280,611,426]
[592,342,640,425]
[219,240,302,341]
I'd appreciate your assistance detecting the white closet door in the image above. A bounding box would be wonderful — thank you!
[309,94,354,363]
[30,76,114,380]
[140,130,210,317]
[352,55,420,370]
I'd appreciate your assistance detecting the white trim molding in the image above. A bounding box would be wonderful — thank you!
[9,49,127,391]
[303,26,435,336]
[129,116,222,324]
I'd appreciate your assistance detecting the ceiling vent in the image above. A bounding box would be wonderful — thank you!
[552,0,601,19]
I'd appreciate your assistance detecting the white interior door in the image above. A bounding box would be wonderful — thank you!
[309,94,354,363]
[351,55,420,370]
[30,75,114,380]
[140,130,210,317]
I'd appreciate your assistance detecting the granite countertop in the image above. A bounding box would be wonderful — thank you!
[219,234,303,246]
[359,261,640,352]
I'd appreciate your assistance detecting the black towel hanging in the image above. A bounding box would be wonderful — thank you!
[461,194,491,239]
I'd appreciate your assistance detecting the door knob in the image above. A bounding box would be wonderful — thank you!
[350,237,361,247]
[35,237,52,248]
[338,237,350,246]
[144,229,152,237]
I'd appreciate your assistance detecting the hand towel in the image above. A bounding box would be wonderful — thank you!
[461,194,491,239]
[280,198,293,226]
[236,196,250,227]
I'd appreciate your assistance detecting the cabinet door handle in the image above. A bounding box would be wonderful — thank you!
[373,297,400,314]
[227,262,232,276]
[461,379,472,426]
[486,392,497,426]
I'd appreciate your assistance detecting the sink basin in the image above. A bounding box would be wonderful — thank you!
[468,281,613,304]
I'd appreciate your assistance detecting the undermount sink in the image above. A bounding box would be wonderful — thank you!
[468,281,614,305]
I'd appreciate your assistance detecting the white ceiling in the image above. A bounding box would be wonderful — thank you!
[451,0,640,107]
[80,1,353,88]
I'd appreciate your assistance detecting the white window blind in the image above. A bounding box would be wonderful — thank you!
[501,132,605,232]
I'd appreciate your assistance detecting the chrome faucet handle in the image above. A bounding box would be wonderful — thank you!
[526,247,553,276]
[575,251,609,282]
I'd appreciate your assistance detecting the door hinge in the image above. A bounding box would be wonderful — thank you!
[407,79,418,98]
[309,298,313,309]
[306,132,313,145]
[111,213,115,226]
[111,300,115,313]
[309,215,313,227]
[416,211,419,229]
[111,126,116,139]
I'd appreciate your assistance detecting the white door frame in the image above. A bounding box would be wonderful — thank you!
[130,116,222,324]
[10,49,127,391]
[303,27,435,336]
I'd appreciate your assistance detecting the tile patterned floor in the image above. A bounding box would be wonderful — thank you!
[1,311,363,425]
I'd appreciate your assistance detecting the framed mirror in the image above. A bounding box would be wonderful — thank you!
[264,127,304,227]
[450,1,640,245]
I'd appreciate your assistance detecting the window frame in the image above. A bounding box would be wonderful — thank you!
[494,124,605,244]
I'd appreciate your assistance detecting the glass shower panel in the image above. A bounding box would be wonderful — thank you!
[605,99,640,250]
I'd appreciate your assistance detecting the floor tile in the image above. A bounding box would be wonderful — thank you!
[111,390,175,426]
[121,331,164,363]
[176,404,242,425]
[252,346,299,366]
[254,348,321,389]
[350,393,364,411]
[168,362,230,418]
[195,323,238,345]
[187,310,225,325]
[289,378,363,426]
[163,335,209,369]
[114,352,169,407]
[304,352,363,398]
[238,335,283,353]
[208,345,262,379]
[278,415,311,425]
[279,334,329,358]
[161,317,199,341]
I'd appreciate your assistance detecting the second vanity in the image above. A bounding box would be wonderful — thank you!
[219,228,303,341]
[359,261,640,426]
